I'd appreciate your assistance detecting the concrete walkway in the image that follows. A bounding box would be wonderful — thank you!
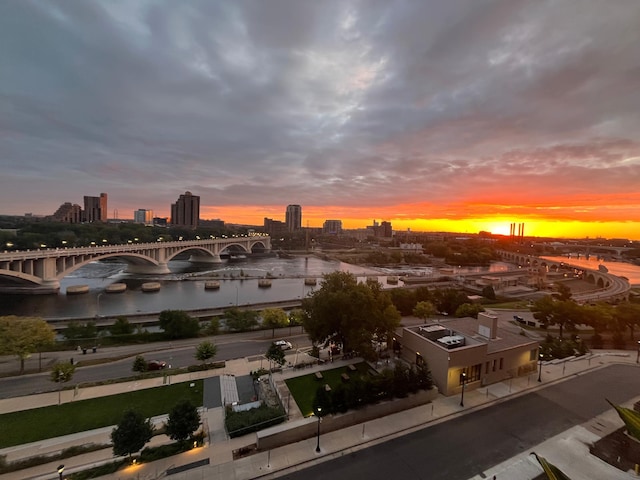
[0,351,638,480]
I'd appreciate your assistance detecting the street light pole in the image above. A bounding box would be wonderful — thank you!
[460,371,466,407]
[636,341,640,364]
[315,407,322,452]
[538,353,543,382]
[57,464,64,480]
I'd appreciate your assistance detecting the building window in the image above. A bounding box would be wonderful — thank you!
[467,364,481,382]
[485,361,490,374]
[499,357,504,370]
[492,359,497,372]
[530,348,538,361]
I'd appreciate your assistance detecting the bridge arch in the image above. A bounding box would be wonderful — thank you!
[0,236,271,293]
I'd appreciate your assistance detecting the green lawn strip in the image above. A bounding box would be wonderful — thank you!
[0,380,203,449]
[285,362,370,417]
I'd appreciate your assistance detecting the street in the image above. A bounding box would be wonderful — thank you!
[0,332,310,398]
[279,364,640,480]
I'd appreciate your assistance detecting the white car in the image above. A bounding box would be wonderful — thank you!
[274,340,292,350]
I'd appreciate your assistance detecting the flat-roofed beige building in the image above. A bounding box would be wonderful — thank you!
[397,312,539,396]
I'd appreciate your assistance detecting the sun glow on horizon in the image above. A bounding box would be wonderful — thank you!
[196,205,640,241]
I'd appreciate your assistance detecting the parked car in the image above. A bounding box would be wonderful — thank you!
[147,360,167,370]
[274,340,292,350]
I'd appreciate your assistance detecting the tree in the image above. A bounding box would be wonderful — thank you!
[111,409,154,460]
[455,303,485,319]
[302,272,401,360]
[51,361,76,405]
[550,300,581,339]
[165,400,200,443]
[553,282,573,301]
[431,288,469,316]
[132,355,147,373]
[158,310,200,339]
[0,316,56,374]
[261,308,289,338]
[481,285,496,300]
[531,295,555,329]
[288,308,305,334]
[204,318,220,336]
[110,316,134,335]
[224,308,259,332]
[195,341,217,365]
[63,321,97,341]
[413,301,436,321]
[265,342,286,370]
[388,288,417,316]
[614,302,640,341]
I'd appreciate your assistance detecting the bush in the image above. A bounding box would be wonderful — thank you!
[225,404,286,438]
[0,443,110,475]
[186,361,225,372]
[68,460,128,480]
[140,442,190,462]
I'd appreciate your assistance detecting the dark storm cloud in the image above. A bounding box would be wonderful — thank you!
[1,0,639,220]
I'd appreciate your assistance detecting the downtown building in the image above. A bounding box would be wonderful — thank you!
[170,191,200,228]
[83,193,108,223]
[133,209,154,225]
[285,204,302,232]
[322,219,343,235]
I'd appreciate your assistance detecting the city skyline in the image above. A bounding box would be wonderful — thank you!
[1,1,640,240]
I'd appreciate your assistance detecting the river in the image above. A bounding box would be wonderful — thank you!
[0,255,517,320]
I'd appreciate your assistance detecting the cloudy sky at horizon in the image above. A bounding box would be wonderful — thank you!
[1,0,640,238]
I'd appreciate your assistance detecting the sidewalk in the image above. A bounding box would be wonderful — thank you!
[0,351,638,480]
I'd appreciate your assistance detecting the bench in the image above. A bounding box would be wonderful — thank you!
[348,364,357,372]
[324,384,332,392]
[341,373,350,382]
[315,371,323,380]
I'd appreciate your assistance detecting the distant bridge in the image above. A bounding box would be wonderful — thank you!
[500,251,630,303]
[0,236,271,293]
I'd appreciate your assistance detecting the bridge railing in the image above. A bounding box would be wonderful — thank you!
[0,236,271,261]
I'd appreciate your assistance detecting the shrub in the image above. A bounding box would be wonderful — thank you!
[225,404,286,438]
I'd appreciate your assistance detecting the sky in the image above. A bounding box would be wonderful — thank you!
[1,0,640,240]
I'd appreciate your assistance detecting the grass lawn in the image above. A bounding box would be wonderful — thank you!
[0,380,203,449]
[285,362,373,417]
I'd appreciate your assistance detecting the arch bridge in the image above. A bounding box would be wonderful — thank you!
[0,236,270,293]
[500,251,630,303]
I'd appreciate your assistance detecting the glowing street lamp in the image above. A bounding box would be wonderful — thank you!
[315,407,322,452]
[538,352,544,382]
[57,464,64,479]
[460,371,467,407]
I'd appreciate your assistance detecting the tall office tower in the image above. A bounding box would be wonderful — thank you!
[170,191,200,228]
[323,219,342,235]
[83,193,108,222]
[285,204,302,232]
[133,209,154,225]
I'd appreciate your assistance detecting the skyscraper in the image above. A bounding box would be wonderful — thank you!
[285,204,302,232]
[171,191,200,228]
[83,193,107,222]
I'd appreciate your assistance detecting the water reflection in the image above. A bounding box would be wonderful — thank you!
[1,256,519,320]
[542,255,640,285]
